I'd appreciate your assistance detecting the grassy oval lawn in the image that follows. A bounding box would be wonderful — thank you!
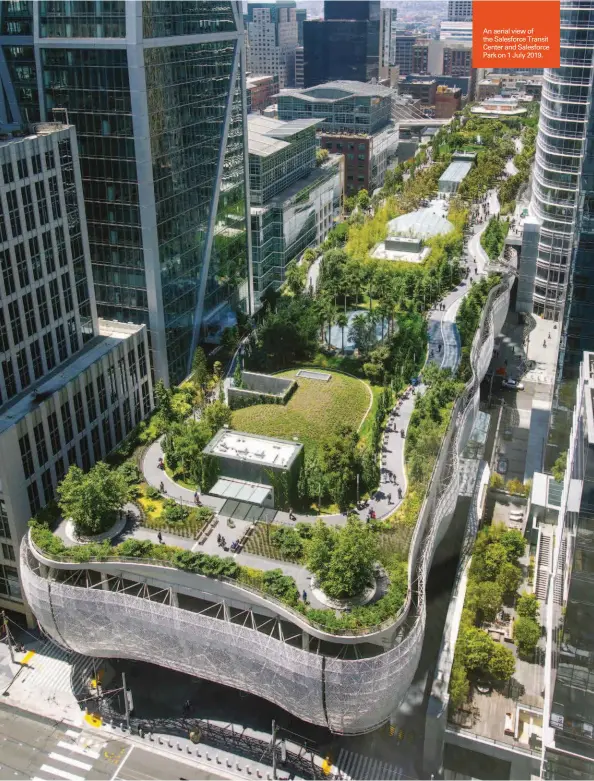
[231,368,372,455]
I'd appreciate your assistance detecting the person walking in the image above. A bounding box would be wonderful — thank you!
[157,531,163,544]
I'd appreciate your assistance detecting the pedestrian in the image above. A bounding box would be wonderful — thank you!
[504,359,508,367]
[388,492,392,504]
[302,590,307,602]
[157,531,163,544]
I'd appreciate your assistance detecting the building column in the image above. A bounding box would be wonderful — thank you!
[101,579,110,592]
[302,630,310,651]
[170,590,179,608]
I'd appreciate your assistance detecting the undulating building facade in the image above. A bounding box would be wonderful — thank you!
[0,0,253,386]
[517,0,594,378]
[0,124,152,625]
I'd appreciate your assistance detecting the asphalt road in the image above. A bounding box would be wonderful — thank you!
[0,705,227,781]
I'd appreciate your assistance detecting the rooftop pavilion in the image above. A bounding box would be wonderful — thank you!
[203,429,302,471]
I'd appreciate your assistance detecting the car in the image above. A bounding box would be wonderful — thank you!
[502,377,525,390]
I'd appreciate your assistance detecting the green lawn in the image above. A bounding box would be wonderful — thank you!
[231,368,372,455]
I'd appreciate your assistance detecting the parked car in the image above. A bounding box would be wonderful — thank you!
[502,377,525,390]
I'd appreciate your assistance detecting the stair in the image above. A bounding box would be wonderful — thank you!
[535,533,551,600]
[554,537,567,604]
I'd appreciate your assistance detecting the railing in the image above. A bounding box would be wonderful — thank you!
[446,724,542,758]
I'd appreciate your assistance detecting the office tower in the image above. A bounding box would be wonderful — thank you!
[0,1,252,387]
[278,81,398,195]
[324,1,380,21]
[247,115,342,301]
[0,123,152,625]
[447,0,472,21]
[246,74,280,114]
[247,1,298,89]
[302,1,380,87]
[393,34,416,76]
[379,7,398,74]
[412,39,445,76]
[296,6,306,44]
[517,0,594,377]
[443,43,472,77]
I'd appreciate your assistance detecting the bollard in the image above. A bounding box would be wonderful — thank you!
[236,763,242,772]
[149,733,154,742]
[168,739,172,748]
[247,766,252,775]
[216,755,221,764]
[196,750,202,758]
[158,737,163,745]
[257,771,262,778]
[177,742,182,751]
[206,753,211,761]
[187,746,192,754]
[226,760,232,768]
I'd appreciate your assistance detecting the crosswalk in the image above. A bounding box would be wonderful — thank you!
[32,728,101,781]
[20,640,101,699]
[334,748,406,780]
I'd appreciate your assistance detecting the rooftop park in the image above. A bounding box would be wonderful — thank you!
[28,108,523,636]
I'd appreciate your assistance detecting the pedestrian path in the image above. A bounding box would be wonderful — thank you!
[334,747,407,780]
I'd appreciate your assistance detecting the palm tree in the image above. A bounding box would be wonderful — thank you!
[336,312,348,353]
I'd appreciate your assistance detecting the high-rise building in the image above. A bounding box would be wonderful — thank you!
[295,45,304,88]
[443,42,472,77]
[0,123,152,625]
[447,0,472,21]
[296,6,306,44]
[517,0,594,377]
[379,7,398,69]
[0,1,252,387]
[393,34,416,76]
[302,1,380,87]
[247,115,342,301]
[324,1,380,21]
[247,1,298,89]
[439,21,473,42]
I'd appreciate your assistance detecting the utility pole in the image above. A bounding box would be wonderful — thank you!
[2,611,15,663]
[271,720,277,780]
[122,672,130,730]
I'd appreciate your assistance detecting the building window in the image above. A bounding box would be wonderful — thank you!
[43,332,55,370]
[0,308,9,352]
[60,400,74,443]
[6,190,21,236]
[2,162,14,184]
[2,358,16,398]
[22,292,36,338]
[49,278,61,321]
[97,374,107,413]
[33,421,48,466]
[0,564,21,600]
[41,469,53,503]
[73,391,85,433]
[35,181,48,225]
[85,382,97,423]
[55,324,68,361]
[0,249,15,295]
[17,158,28,179]
[15,242,29,288]
[27,481,40,517]
[16,347,30,388]
[45,149,54,170]
[30,339,43,379]
[37,286,50,329]
[102,418,112,453]
[0,500,10,539]
[91,426,101,461]
[29,236,42,281]
[67,445,77,467]
[8,301,23,345]
[47,411,61,455]
[80,435,90,471]
[138,342,147,378]
[2,543,15,561]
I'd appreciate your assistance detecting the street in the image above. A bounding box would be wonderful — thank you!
[0,706,227,781]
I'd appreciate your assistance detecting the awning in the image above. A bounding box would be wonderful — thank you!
[210,478,272,506]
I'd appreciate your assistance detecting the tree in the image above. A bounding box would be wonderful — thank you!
[320,515,378,600]
[500,529,526,562]
[514,617,541,657]
[470,580,503,623]
[233,360,244,389]
[153,378,173,422]
[488,643,516,681]
[307,520,336,577]
[336,312,348,353]
[303,248,317,266]
[58,463,128,536]
[348,313,376,357]
[449,660,470,709]
[497,561,523,598]
[271,527,304,561]
[552,451,567,482]
[460,627,494,671]
[357,189,370,212]
[483,542,508,580]
[517,593,540,622]
[316,148,329,166]
[284,261,307,296]
[203,400,232,434]
[191,347,210,394]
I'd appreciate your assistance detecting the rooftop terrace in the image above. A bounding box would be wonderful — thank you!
[203,429,302,471]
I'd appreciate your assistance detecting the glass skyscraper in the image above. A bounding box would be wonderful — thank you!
[0,0,252,386]
[519,0,594,378]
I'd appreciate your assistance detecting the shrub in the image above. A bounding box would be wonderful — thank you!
[270,527,304,561]
[118,461,142,487]
[516,592,539,621]
[489,473,505,490]
[145,485,161,500]
[262,569,300,606]
[295,522,313,540]
[514,617,541,657]
[506,478,529,497]
[449,660,470,709]
[161,500,189,525]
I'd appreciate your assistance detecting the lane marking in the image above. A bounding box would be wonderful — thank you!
[64,731,80,739]
[56,742,100,760]
[48,754,92,771]
[21,651,36,666]
[39,765,85,781]
[110,745,134,781]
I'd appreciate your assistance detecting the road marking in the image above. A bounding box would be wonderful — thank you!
[64,731,80,739]
[56,742,100,760]
[48,754,92,771]
[39,765,85,781]
[21,651,36,666]
[110,745,134,781]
